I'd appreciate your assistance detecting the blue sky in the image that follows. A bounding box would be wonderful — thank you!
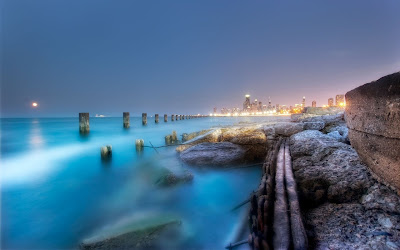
[1,0,400,117]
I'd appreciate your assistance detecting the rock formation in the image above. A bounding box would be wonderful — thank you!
[345,72,400,193]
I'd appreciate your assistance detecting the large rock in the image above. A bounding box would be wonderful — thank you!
[303,106,344,115]
[290,130,372,206]
[81,219,181,250]
[265,122,304,137]
[155,169,193,187]
[180,142,247,166]
[345,72,400,192]
[176,129,221,152]
[348,129,400,192]
[306,203,400,250]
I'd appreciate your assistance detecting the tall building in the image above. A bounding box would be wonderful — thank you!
[302,96,306,107]
[243,95,251,111]
[328,98,334,107]
[336,94,345,106]
[268,97,272,110]
[312,100,316,107]
[258,101,263,111]
[213,107,217,114]
[276,104,280,112]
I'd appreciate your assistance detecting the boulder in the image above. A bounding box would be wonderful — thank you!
[176,129,221,152]
[155,169,193,187]
[305,203,400,249]
[180,142,247,166]
[181,129,211,142]
[303,106,345,115]
[361,183,400,214]
[345,72,400,192]
[290,130,372,205]
[268,122,304,137]
[81,220,181,250]
[303,122,325,131]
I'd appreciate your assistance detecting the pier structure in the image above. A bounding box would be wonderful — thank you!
[244,138,307,250]
[123,112,130,128]
[79,113,90,134]
[164,114,168,122]
[142,113,147,125]
[155,114,159,123]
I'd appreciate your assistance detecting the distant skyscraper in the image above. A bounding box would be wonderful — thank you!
[312,100,316,107]
[258,101,263,111]
[213,107,217,114]
[328,98,334,107]
[268,97,272,110]
[243,95,251,111]
[302,96,306,107]
[276,104,280,112]
[336,94,345,106]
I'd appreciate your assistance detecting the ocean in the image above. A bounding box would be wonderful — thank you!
[1,116,290,249]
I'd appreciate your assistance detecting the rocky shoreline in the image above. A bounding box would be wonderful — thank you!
[175,111,400,249]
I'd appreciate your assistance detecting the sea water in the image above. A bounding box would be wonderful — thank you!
[1,116,289,249]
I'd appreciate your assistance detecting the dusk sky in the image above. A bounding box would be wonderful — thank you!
[2,0,400,117]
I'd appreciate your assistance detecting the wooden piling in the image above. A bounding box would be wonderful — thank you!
[175,115,178,120]
[142,113,147,125]
[155,114,159,123]
[79,113,90,134]
[100,145,112,159]
[135,139,144,151]
[123,112,130,128]
[171,114,175,121]
[164,114,168,122]
[182,115,185,120]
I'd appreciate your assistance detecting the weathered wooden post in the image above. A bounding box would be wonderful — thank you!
[142,113,147,125]
[165,135,172,145]
[171,114,175,121]
[123,112,130,128]
[100,145,112,159]
[135,139,144,151]
[79,113,90,134]
[179,115,182,120]
[182,115,185,120]
[155,114,159,123]
[164,114,168,122]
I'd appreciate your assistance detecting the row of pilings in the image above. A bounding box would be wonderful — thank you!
[244,138,307,250]
[79,112,208,134]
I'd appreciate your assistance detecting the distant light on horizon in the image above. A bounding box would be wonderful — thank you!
[32,102,38,107]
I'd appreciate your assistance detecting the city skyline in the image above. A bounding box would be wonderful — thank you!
[212,93,345,115]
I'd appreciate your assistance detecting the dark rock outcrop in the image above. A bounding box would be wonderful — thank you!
[345,72,400,193]
[180,142,247,166]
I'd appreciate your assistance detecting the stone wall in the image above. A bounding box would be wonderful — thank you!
[345,72,400,193]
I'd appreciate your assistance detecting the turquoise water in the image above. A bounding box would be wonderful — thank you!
[1,116,289,249]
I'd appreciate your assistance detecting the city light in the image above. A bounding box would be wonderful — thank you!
[212,93,345,116]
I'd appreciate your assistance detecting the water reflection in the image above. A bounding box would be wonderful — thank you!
[29,119,44,149]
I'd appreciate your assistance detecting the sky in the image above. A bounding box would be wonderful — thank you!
[1,0,400,117]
